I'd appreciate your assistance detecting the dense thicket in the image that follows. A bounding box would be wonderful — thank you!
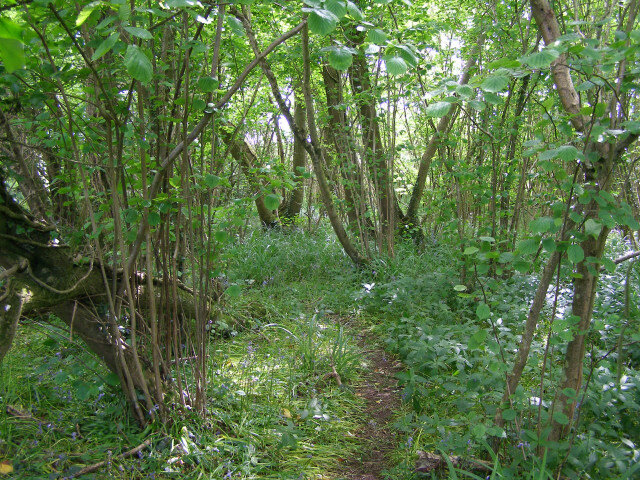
[1,0,640,477]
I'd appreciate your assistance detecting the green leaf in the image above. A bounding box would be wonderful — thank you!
[523,49,560,68]
[463,246,479,255]
[453,284,467,292]
[530,216,554,233]
[456,84,473,99]
[501,409,517,421]
[225,284,242,297]
[469,329,488,349]
[552,411,570,425]
[226,16,245,36]
[468,99,485,111]
[264,193,281,210]
[307,9,339,35]
[542,237,557,252]
[602,257,616,273]
[396,44,418,67]
[367,28,387,45]
[476,302,490,320]
[76,1,101,26]
[0,17,23,41]
[214,230,229,243]
[0,38,24,72]
[124,208,139,223]
[346,1,363,19]
[204,174,221,188]
[197,76,219,93]
[472,423,486,438]
[517,238,539,255]
[567,244,585,263]
[584,218,602,238]
[92,33,119,61]
[123,26,153,40]
[325,0,347,18]
[328,46,353,70]
[147,211,161,226]
[424,101,452,117]
[539,148,558,161]
[124,44,153,83]
[556,145,578,161]
[384,55,408,75]
[481,75,509,93]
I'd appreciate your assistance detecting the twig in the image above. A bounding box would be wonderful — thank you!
[68,438,154,478]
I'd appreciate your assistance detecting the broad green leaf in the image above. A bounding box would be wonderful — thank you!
[123,26,153,40]
[147,211,161,226]
[468,99,485,111]
[225,284,242,297]
[453,284,467,292]
[226,16,245,36]
[0,38,24,72]
[0,17,22,41]
[530,216,554,233]
[76,1,101,26]
[469,329,488,349]
[396,44,419,67]
[346,1,363,20]
[424,101,452,117]
[197,75,219,93]
[542,237,557,252]
[307,9,339,35]
[553,411,570,425]
[602,257,616,273]
[456,84,473,99]
[367,28,387,45]
[476,302,490,320]
[478,236,495,243]
[539,148,558,161]
[481,75,509,93]
[204,174,221,188]
[463,246,479,255]
[92,33,119,61]
[264,193,281,210]
[523,49,560,68]
[556,145,578,161]
[124,44,153,83]
[214,231,229,242]
[328,46,353,70]
[517,238,539,255]
[325,0,347,19]
[472,424,486,438]
[501,409,517,421]
[567,244,585,263]
[584,218,602,238]
[384,55,407,75]
[0,18,24,72]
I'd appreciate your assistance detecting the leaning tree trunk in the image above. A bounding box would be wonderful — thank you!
[219,124,280,228]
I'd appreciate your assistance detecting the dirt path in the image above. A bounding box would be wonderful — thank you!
[336,326,404,480]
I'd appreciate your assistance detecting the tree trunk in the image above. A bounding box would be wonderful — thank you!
[280,90,306,221]
[218,124,280,228]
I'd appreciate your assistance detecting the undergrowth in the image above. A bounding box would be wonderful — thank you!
[1,227,639,479]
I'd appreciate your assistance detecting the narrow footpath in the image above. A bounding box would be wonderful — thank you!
[336,324,404,480]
